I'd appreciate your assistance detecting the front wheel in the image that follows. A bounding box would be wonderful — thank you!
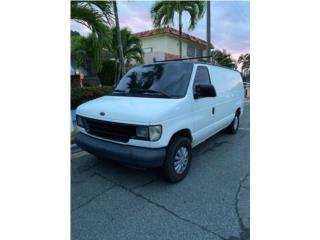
[227,113,240,134]
[162,136,192,183]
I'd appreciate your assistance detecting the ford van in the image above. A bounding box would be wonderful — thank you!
[76,61,244,182]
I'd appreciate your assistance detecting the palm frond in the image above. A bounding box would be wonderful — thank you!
[151,0,206,30]
[238,53,250,73]
[108,27,144,65]
[213,49,238,69]
[71,1,112,38]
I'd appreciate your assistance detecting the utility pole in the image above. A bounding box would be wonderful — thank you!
[206,0,211,63]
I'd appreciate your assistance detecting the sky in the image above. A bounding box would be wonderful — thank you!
[71,0,250,60]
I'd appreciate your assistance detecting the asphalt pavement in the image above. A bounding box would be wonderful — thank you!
[71,103,250,240]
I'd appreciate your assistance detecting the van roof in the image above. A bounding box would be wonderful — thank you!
[146,61,241,74]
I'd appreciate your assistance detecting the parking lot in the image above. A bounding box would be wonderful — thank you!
[71,103,250,240]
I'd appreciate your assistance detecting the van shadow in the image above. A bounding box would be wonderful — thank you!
[91,155,161,188]
[89,129,230,187]
[192,129,231,158]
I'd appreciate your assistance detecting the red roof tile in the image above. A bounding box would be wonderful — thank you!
[134,27,212,48]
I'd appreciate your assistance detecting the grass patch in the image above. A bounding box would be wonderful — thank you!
[71,128,79,144]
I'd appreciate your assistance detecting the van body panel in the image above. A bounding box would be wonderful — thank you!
[75,62,245,166]
[77,95,189,124]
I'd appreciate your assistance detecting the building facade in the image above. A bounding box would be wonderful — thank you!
[134,27,211,64]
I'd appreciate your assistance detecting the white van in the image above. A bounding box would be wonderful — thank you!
[76,62,244,182]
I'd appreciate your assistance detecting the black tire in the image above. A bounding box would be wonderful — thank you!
[227,112,240,134]
[162,136,192,183]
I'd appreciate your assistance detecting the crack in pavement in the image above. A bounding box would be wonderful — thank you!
[225,171,250,240]
[73,170,158,209]
[72,168,249,240]
[71,172,98,184]
[71,184,117,213]
[118,184,226,240]
[131,177,159,190]
[93,173,226,240]
[76,161,101,174]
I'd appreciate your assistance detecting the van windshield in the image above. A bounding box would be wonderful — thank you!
[112,62,193,98]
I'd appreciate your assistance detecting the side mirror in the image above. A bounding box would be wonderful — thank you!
[194,84,216,99]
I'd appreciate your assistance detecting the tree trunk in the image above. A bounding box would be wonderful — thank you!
[114,61,118,86]
[206,0,211,62]
[116,63,122,84]
[178,11,182,58]
[113,1,125,83]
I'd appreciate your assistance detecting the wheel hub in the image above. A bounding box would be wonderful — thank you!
[173,146,189,174]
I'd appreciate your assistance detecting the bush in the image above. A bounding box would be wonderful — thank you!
[71,86,112,109]
[98,60,118,86]
[71,128,79,144]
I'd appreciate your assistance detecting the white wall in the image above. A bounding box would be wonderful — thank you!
[141,35,168,53]
[143,52,165,64]
[163,35,206,57]
[140,34,207,62]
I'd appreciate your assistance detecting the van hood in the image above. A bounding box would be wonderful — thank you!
[76,95,187,124]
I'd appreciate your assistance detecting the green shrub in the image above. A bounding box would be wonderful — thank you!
[71,86,112,109]
[71,128,79,144]
[98,60,118,86]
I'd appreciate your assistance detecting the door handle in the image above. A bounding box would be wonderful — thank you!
[212,107,215,115]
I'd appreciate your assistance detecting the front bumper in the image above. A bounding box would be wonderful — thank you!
[75,132,166,168]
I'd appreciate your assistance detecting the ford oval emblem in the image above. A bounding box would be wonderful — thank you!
[100,112,105,116]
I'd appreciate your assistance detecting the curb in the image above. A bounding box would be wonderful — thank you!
[71,144,82,154]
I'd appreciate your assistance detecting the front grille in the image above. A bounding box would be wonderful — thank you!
[83,117,136,143]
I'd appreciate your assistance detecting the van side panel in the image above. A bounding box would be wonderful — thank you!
[208,66,244,132]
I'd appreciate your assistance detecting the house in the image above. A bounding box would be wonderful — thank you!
[134,27,212,64]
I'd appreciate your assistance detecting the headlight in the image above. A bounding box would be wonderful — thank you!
[135,125,162,141]
[136,126,149,139]
[149,125,162,141]
[76,115,84,127]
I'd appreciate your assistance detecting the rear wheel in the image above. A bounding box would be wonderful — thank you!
[162,136,192,183]
[227,112,240,134]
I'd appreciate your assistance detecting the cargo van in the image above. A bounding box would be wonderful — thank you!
[76,62,244,182]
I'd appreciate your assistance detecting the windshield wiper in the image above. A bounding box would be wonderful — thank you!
[112,89,126,93]
[132,89,172,98]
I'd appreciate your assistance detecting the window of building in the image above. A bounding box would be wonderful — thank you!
[187,44,196,57]
[143,47,153,53]
[196,48,203,57]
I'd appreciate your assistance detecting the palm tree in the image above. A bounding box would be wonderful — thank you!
[71,1,113,39]
[206,0,211,61]
[112,1,125,79]
[71,31,106,73]
[109,27,144,80]
[71,31,87,73]
[109,27,144,66]
[151,0,206,58]
[71,32,102,88]
[212,49,237,69]
[238,53,250,75]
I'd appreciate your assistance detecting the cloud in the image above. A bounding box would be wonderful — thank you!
[71,0,250,58]
[118,1,154,32]
[118,0,250,57]
[189,1,250,56]
[70,20,91,36]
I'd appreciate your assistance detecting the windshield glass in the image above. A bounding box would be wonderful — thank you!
[112,62,193,98]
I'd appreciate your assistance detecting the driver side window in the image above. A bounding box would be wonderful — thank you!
[193,66,211,94]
